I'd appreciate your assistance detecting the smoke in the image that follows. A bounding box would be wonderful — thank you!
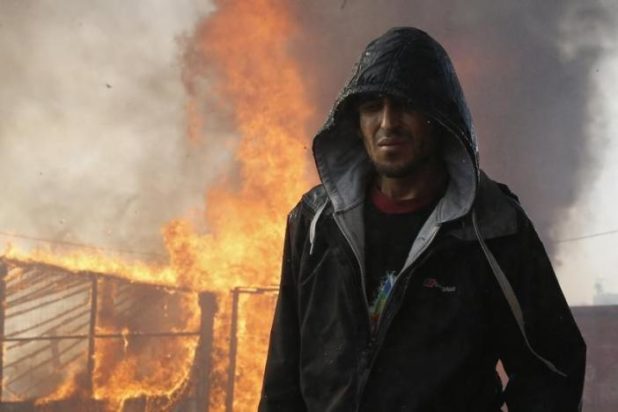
[0,0,221,256]
[289,0,614,246]
[2,0,608,250]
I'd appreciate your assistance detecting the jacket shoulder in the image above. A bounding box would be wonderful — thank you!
[494,181,521,206]
[300,184,328,212]
[477,172,541,238]
[490,178,535,228]
[450,172,522,241]
[286,184,327,227]
[284,185,328,260]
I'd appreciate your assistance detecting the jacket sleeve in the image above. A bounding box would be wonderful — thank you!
[258,207,307,411]
[491,215,586,412]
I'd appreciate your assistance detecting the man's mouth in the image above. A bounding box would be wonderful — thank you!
[377,136,411,146]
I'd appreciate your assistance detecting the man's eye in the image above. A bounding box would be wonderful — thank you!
[401,101,415,112]
[358,100,383,113]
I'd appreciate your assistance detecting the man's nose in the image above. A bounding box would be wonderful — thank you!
[380,98,401,129]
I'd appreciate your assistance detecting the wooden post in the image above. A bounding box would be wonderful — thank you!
[86,273,98,399]
[225,288,241,412]
[195,292,217,412]
[0,261,7,404]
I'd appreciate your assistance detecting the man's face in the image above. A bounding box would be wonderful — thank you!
[358,94,441,178]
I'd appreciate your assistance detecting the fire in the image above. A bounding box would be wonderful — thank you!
[174,0,313,293]
[2,0,313,409]
[5,245,179,288]
[34,363,85,405]
[91,282,201,410]
[233,292,279,410]
[178,0,315,407]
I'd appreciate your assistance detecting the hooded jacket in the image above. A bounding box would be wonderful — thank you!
[259,27,585,412]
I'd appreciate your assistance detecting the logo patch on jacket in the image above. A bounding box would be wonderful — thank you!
[423,277,456,293]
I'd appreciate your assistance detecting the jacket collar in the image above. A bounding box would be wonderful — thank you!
[448,171,519,241]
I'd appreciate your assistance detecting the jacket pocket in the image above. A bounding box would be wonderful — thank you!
[299,249,331,287]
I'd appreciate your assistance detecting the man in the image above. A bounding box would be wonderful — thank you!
[259,27,586,411]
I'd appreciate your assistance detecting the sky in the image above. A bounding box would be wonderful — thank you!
[1,0,617,305]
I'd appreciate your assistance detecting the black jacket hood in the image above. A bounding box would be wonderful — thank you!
[313,27,478,223]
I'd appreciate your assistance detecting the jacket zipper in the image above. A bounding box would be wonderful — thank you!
[332,211,444,409]
[332,213,442,342]
[373,224,441,333]
[333,214,371,324]
[356,227,441,407]
[354,249,437,411]
[332,213,373,332]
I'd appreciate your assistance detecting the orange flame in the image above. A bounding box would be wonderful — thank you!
[178,0,316,408]
[2,0,314,409]
[34,364,85,405]
[171,0,314,293]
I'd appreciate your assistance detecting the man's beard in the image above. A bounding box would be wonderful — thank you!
[368,128,435,178]
[362,125,444,178]
[371,153,435,178]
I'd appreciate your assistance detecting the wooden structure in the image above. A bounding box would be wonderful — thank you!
[0,258,216,412]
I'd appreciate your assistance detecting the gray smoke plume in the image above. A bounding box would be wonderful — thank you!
[0,0,222,257]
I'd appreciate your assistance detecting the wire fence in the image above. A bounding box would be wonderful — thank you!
[0,258,216,412]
